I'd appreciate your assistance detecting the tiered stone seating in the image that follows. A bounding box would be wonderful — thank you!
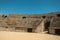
[7,17,42,28]
[50,17,60,27]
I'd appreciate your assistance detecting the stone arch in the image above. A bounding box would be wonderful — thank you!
[42,16,46,19]
[2,15,7,18]
[44,21,50,31]
[57,14,60,17]
[22,16,26,19]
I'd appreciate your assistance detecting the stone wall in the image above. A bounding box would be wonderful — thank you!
[0,12,60,33]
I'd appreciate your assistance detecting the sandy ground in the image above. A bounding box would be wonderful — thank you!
[0,31,60,40]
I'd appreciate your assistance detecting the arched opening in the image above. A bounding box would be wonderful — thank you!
[27,28,32,32]
[2,15,7,18]
[22,16,26,19]
[5,27,8,28]
[42,16,46,18]
[5,16,7,18]
[57,14,60,17]
[44,21,50,31]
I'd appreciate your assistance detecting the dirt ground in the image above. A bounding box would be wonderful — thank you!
[0,31,60,40]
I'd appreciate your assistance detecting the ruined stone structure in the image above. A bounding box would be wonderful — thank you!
[0,12,60,34]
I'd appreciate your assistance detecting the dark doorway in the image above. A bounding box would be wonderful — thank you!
[45,21,50,31]
[55,29,60,35]
[27,28,32,32]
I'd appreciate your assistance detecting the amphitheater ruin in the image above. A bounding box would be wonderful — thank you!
[0,12,60,35]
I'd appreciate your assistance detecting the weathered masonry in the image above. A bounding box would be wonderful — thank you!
[49,17,60,35]
[0,12,60,35]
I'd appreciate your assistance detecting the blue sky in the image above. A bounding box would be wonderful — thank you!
[0,0,60,14]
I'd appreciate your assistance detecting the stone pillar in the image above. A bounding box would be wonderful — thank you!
[36,20,44,33]
[49,27,55,34]
[41,20,44,32]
